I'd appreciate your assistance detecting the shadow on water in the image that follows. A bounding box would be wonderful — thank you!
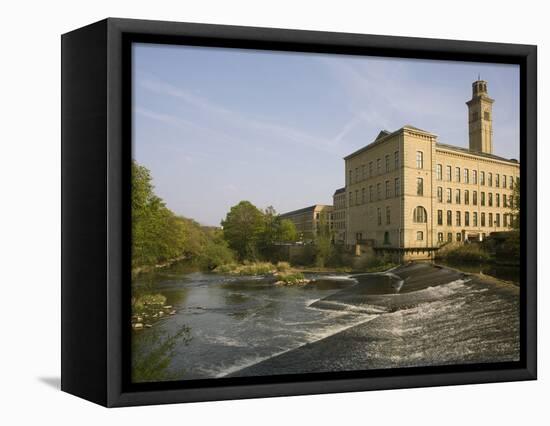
[436,260,520,284]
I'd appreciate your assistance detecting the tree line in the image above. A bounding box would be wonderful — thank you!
[131,161,299,271]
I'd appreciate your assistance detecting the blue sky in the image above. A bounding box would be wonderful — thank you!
[133,43,519,226]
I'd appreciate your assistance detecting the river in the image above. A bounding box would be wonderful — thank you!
[132,262,520,382]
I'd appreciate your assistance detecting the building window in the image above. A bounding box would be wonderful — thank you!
[495,174,500,188]
[437,210,443,225]
[484,111,491,121]
[413,206,427,223]
[438,232,443,242]
[384,231,390,245]
[489,213,493,227]
[464,190,469,205]
[503,175,507,188]
[349,170,352,185]
[417,178,424,196]
[510,176,514,189]
[446,165,452,181]
[473,212,478,226]
[437,187,443,203]
[395,178,400,197]
[465,212,470,226]
[416,151,424,169]
[481,192,485,206]
[496,213,500,227]
[362,187,366,204]
[488,193,493,207]
[455,189,461,204]
[480,171,485,185]
[456,233,462,242]
[473,191,478,205]
[386,206,391,225]
[385,155,390,173]
[386,180,391,198]
[447,210,452,226]
[455,167,461,182]
[355,168,359,182]
[377,208,382,225]
[464,168,469,184]
[503,194,507,208]
[446,188,452,203]
[349,192,353,206]
[496,193,500,207]
[503,214,508,227]
[394,151,399,169]
[377,158,381,174]
[509,195,514,209]
[456,211,461,226]
[436,164,442,180]
[369,162,373,177]
[369,186,373,202]
[417,231,424,241]
[488,172,493,187]
[447,233,453,242]
[473,170,478,184]
[377,183,381,200]
[481,213,486,227]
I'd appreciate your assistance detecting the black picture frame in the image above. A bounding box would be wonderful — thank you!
[61,17,537,407]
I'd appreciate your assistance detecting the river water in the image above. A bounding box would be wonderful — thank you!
[132,263,520,382]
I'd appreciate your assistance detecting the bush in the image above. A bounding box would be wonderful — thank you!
[437,244,491,263]
[213,261,276,276]
[276,272,307,285]
[276,261,291,272]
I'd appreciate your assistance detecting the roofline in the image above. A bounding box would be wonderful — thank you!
[343,125,437,160]
[436,143,520,165]
[279,204,333,217]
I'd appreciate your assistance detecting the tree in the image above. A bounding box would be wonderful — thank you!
[221,201,265,260]
[313,213,333,267]
[278,219,298,242]
[511,177,520,230]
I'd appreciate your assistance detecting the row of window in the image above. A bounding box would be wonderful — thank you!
[436,210,514,228]
[348,178,401,206]
[436,163,516,189]
[348,151,400,184]
[436,188,515,208]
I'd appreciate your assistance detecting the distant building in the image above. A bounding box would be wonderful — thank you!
[332,188,346,244]
[343,80,520,260]
[279,204,333,242]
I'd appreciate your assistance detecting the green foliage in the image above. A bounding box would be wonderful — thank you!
[313,215,333,267]
[221,201,265,260]
[276,272,307,285]
[275,261,291,272]
[436,244,491,263]
[197,229,235,270]
[132,160,235,271]
[132,325,191,382]
[494,231,520,262]
[214,261,275,276]
[511,177,520,230]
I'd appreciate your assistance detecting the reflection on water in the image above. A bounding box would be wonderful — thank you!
[131,262,520,382]
[436,260,520,284]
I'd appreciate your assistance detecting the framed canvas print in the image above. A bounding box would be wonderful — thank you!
[61,18,537,407]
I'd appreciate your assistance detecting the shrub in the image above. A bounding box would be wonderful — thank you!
[437,244,491,263]
[276,261,291,272]
[276,272,307,285]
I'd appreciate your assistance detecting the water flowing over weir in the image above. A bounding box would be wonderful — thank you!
[132,263,520,381]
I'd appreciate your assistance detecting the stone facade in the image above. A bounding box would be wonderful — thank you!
[279,204,333,242]
[343,80,519,260]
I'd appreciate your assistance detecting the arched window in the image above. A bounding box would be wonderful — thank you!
[413,206,427,223]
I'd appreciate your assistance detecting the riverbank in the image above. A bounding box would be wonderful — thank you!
[226,262,519,377]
